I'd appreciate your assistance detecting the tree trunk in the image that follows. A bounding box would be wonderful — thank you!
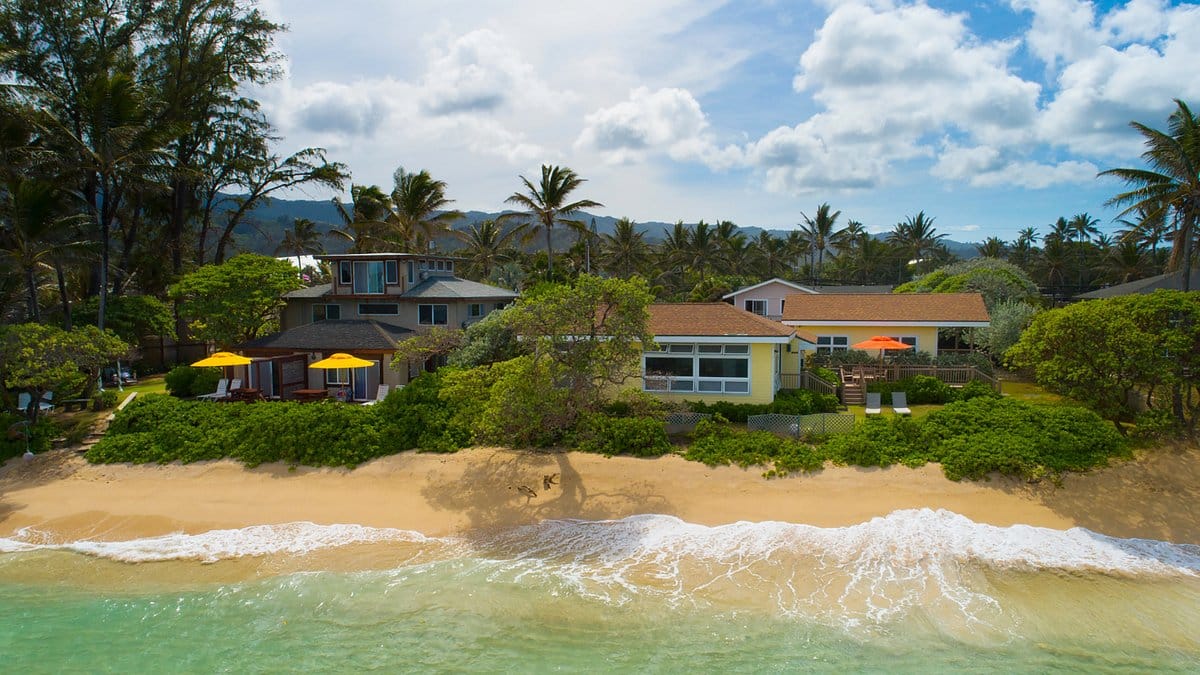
[25,266,39,322]
[545,223,554,279]
[55,261,71,330]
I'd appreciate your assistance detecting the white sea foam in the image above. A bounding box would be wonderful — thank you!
[0,522,435,563]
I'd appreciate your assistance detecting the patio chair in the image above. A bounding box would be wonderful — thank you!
[362,384,390,406]
[16,392,54,415]
[197,378,229,400]
[892,391,912,416]
[865,392,882,416]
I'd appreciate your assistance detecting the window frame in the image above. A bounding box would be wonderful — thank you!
[311,304,341,323]
[468,303,484,318]
[352,261,385,294]
[815,336,849,355]
[418,304,449,325]
[339,261,352,285]
[744,299,768,316]
[642,343,752,395]
[357,303,399,316]
[325,368,351,386]
[385,260,399,284]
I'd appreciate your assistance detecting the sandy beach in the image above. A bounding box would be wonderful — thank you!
[2,444,1198,545]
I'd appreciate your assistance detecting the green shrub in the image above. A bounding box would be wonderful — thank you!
[375,371,470,453]
[576,413,671,457]
[1130,408,1182,440]
[867,375,956,405]
[812,366,839,385]
[93,389,119,410]
[958,379,1000,401]
[685,417,825,476]
[164,366,222,398]
[821,416,925,468]
[686,389,838,423]
[0,414,62,461]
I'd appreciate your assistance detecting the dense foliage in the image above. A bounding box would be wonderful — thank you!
[686,389,839,423]
[1007,290,1200,432]
[0,323,131,422]
[169,254,302,347]
[164,366,223,398]
[685,417,826,478]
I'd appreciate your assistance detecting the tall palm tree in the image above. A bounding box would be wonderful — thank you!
[502,164,602,279]
[754,231,790,279]
[1106,239,1148,284]
[330,184,392,253]
[1101,99,1200,291]
[456,218,519,279]
[685,220,723,282]
[391,167,463,252]
[1067,212,1101,289]
[274,218,325,269]
[848,234,890,284]
[657,221,692,291]
[784,229,812,279]
[887,211,945,280]
[975,236,1006,259]
[0,178,88,321]
[1046,216,1072,245]
[600,217,650,278]
[799,203,841,285]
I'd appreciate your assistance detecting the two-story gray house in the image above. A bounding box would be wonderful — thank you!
[238,253,517,400]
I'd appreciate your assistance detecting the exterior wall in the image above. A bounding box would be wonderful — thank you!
[282,297,506,331]
[644,342,779,405]
[727,281,813,319]
[779,339,805,376]
[797,325,941,356]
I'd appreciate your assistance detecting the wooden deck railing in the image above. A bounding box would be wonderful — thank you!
[779,372,838,396]
[836,364,1001,392]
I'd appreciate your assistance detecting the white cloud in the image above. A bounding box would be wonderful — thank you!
[419,29,564,116]
[931,144,1098,189]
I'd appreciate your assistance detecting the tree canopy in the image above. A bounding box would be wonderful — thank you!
[170,253,300,347]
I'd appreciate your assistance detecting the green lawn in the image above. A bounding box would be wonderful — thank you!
[111,375,167,399]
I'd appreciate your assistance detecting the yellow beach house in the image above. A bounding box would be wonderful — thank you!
[641,303,816,405]
[778,293,990,356]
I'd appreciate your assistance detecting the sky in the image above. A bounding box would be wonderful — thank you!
[252,0,1200,243]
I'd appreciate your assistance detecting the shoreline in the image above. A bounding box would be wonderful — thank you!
[2,444,1199,546]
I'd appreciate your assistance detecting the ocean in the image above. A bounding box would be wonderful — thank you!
[2,509,1198,673]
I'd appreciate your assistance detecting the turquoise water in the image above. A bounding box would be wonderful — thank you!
[3,511,1200,673]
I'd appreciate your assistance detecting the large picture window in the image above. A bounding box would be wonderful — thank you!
[358,303,399,316]
[352,261,385,294]
[644,344,751,395]
[816,336,848,354]
[744,299,767,316]
[419,304,448,325]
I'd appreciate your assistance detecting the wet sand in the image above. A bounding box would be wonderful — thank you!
[2,444,1198,544]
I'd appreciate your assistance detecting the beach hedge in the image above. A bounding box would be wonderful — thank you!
[686,389,839,423]
[685,417,825,477]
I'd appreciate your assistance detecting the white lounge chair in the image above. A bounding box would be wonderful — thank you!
[197,378,229,400]
[16,392,54,414]
[362,384,390,406]
[864,392,882,416]
[892,391,912,416]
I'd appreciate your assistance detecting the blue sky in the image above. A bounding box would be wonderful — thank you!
[255,0,1200,242]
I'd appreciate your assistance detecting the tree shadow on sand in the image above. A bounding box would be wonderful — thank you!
[420,449,674,532]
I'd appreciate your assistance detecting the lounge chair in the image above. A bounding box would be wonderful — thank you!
[865,392,882,416]
[892,391,912,416]
[16,392,54,415]
[362,384,390,406]
[197,378,229,400]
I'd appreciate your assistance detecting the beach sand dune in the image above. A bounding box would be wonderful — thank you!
[2,445,1198,544]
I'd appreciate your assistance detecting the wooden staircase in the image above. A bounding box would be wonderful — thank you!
[841,381,865,406]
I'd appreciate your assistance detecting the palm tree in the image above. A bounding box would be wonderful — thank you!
[657,221,692,292]
[456,218,519,279]
[1046,217,1072,245]
[391,167,463,252]
[600,217,650,278]
[503,164,602,279]
[274,218,325,269]
[975,236,1006,258]
[888,211,945,280]
[1106,239,1147,283]
[799,203,841,285]
[784,229,812,279]
[1101,100,1200,291]
[754,231,791,279]
[330,184,392,253]
[847,234,890,284]
[685,220,724,282]
[1067,212,1101,289]
[0,179,88,321]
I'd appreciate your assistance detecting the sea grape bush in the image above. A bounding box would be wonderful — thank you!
[576,412,671,457]
[686,389,838,423]
[685,417,825,477]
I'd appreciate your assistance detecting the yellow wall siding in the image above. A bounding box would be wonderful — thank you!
[800,325,940,355]
[649,342,779,405]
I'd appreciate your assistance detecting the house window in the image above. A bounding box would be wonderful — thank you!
[339,261,352,285]
[358,303,399,316]
[419,304,448,325]
[744,299,767,316]
[885,336,918,355]
[325,368,350,386]
[447,261,454,273]
[643,344,751,395]
[407,262,415,284]
[816,336,848,354]
[385,260,398,284]
[468,303,483,318]
[353,261,385,294]
[312,304,341,322]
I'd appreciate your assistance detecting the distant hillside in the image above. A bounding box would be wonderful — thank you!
[230,195,981,259]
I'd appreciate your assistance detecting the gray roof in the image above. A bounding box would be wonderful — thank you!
[238,320,412,352]
[284,283,333,299]
[401,276,518,300]
[1077,270,1200,299]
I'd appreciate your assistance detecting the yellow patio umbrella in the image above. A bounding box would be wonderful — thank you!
[308,353,374,401]
[191,352,252,367]
[191,351,253,383]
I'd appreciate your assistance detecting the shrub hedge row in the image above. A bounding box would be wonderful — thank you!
[867,376,1000,405]
[686,389,840,423]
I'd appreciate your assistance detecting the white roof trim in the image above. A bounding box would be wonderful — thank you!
[782,320,990,328]
[652,335,794,344]
[722,278,818,299]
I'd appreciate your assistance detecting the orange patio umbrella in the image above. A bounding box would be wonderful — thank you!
[851,336,913,365]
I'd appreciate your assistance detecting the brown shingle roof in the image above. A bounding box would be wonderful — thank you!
[648,303,813,341]
[781,293,990,324]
